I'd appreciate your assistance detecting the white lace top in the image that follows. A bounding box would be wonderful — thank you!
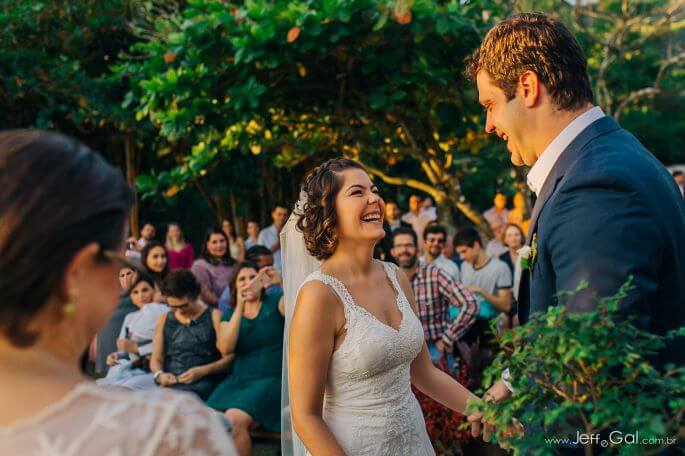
[299,260,434,456]
[0,383,236,456]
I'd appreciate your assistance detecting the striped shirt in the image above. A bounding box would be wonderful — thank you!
[409,262,478,350]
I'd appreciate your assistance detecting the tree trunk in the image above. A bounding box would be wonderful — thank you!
[124,133,139,237]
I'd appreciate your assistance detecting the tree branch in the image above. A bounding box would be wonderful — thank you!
[614,51,685,121]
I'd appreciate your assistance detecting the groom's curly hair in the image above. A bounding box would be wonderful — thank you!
[465,12,593,111]
[297,158,367,260]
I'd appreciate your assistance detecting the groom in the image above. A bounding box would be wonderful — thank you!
[465,11,685,431]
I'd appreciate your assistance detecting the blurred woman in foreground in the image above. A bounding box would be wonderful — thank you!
[0,131,235,455]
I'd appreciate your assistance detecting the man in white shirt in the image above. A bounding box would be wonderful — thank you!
[257,203,289,274]
[484,218,507,258]
[137,223,156,250]
[401,194,436,251]
[464,12,685,435]
[419,224,460,282]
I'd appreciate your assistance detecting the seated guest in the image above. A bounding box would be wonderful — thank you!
[97,275,168,388]
[207,262,285,456]
[0,130,235,455]
[165,223,195,270]
[192,227,236,307]
[150,270,232,400]
[141,241,169,302]
[95,267,138,375]
[218,245,281,312]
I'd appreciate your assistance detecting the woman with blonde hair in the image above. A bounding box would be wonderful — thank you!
[165,223,195,270]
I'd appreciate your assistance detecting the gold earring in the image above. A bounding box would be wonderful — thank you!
[62,301,76,316]
[62,288,77,316]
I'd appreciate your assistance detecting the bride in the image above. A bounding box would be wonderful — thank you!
[281,158,479,455]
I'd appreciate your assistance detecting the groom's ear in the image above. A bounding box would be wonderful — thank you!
[517,70,541,108]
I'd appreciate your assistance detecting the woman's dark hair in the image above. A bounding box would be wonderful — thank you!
[245,245,272,263]
[200,227,235,266]
[502,223,526,248]
[0,130,133,347]
[221,218,236,240]
[296,158,366,260]
[140,240,169,286]
[230,261,262,308]
[129,272,155,295]
[161,269,201,300]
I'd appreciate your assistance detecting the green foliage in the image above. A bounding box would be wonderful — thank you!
[0,1,135,131]
[468,280,685,455]
[117,0,510,226]
[2,0,683,226]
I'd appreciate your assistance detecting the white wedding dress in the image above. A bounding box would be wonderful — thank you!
[299,260,435,456]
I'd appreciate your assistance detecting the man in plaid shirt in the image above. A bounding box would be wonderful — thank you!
[390,226,478,368]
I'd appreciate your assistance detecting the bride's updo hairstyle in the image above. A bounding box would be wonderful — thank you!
[296,158,366,260]
[0,131,133,347]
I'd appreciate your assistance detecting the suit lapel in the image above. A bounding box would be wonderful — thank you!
[518,116,621,322]
[525,116,621,245]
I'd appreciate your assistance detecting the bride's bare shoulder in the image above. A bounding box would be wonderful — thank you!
[296,279,342,313]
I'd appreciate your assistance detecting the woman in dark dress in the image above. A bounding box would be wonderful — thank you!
[207,262,285,456]
[151,270,232,400]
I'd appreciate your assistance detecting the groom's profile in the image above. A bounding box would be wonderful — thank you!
[465,11,685,423]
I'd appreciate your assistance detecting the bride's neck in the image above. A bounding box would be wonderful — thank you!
[324,240,376,278]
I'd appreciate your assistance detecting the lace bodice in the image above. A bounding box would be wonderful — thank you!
[299,260,434,455]
[0,383,236,456]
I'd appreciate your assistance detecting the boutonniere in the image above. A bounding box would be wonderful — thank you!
[518,233,537,271]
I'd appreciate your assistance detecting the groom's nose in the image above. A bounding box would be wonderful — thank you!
[485,112,496,135]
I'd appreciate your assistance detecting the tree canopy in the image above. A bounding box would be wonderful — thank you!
[1,0,683,235]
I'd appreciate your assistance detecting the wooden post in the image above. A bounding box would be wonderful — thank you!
[125,134,139,237]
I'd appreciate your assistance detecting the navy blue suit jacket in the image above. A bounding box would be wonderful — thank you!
[517,116,685,366]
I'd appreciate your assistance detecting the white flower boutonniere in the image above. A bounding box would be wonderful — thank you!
[518,234,537,271]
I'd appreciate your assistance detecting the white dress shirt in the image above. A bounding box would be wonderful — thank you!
[503,106,605,393]
[527,106,605,195]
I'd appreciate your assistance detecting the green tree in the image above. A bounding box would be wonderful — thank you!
[120,0,514,231]
[0,0,153,234]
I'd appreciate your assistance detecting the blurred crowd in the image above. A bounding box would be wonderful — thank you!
[91,190,533,453]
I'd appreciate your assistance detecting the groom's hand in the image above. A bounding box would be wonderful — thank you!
[484,379,512,403]
[467,380,512,440]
